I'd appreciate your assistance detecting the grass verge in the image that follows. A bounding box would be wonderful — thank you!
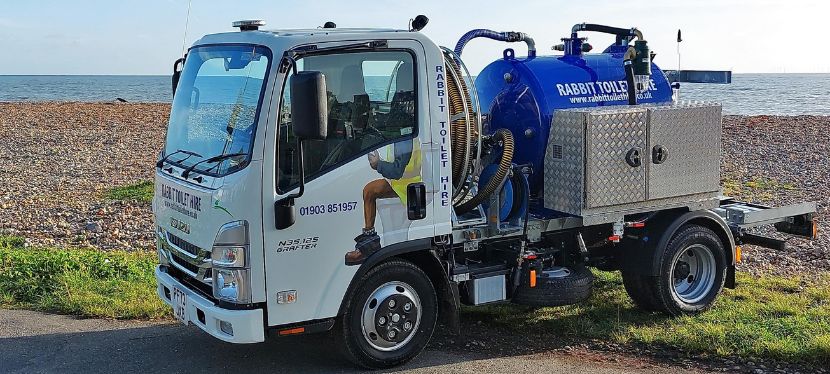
[105,180,154,203]
[463,271,830,365]
[0,235,168,319]
[2,234,827,364]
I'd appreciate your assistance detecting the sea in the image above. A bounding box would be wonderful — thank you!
[1,74,828,116]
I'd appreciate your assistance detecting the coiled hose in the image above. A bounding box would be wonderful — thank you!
[454,129,514,215]
[445,60,476,188]
[444,46,516,215]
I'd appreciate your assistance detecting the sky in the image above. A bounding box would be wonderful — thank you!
[1,0,829,75]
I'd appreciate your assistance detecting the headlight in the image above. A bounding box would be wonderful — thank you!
[211,221,251,303]
[213,268,252,303]
[211,246,247,268]
[211,221,249,268]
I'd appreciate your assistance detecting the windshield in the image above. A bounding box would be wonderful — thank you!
[164,45,271,176]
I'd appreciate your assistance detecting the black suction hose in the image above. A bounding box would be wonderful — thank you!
[624,62,637,105]
[454,29,536,58]
[571,23,643,44]
[623,44,638,105]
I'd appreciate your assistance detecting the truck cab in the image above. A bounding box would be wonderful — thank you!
[154,22,451,349]
[153,19,817,369]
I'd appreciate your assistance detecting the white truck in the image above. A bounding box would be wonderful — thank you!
[153,17,817,368]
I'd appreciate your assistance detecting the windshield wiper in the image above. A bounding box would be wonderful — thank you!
[181,152,247,179]
[156,149,203,168]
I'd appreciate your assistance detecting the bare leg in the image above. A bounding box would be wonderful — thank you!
[347,179,397,265]
[362,179,397,230]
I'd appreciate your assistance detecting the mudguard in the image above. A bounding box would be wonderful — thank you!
[337,238,461,333]
[618,209,737,288]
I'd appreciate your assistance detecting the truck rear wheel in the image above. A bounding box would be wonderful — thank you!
[339,259,437,369]
[621,272,659,311]
[624,224,727,316]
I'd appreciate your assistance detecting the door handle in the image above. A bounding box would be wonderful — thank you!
[652,145,669,164]
[406,182,427,220]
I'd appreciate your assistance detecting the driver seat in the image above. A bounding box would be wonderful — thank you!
[385,62,415,130]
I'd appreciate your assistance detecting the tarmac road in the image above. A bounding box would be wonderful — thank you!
[0,309,707,374]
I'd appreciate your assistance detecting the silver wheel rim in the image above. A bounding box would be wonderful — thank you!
[360,281,422,352]
[671,244,717,304]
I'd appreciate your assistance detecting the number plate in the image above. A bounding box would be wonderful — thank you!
[172,286,189,325]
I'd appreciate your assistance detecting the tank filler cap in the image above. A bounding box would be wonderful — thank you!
[233,20,266,31]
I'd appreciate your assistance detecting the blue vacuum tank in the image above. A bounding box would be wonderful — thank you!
[473,35,674,197]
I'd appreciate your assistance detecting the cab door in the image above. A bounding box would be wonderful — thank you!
[261,40,436,326]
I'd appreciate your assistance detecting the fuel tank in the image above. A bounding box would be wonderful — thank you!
[475,46,673,196]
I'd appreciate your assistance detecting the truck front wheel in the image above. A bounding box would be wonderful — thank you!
[339,259,437,369]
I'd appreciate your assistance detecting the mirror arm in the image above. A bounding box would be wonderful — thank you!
[279,54,299,74]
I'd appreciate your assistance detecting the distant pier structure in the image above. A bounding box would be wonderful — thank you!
[664,70,732,84]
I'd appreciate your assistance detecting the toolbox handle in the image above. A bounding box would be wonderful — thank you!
[625,147,642,167]
[652,145,669,164]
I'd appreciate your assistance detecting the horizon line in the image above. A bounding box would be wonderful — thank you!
[2,72,830,77]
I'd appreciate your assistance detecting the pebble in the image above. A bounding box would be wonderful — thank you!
[0,102,165,251]
[0,104,827,277]
[85,222,103,233]
[723,115,830,277]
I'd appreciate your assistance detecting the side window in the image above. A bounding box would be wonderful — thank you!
[277,51,416,192]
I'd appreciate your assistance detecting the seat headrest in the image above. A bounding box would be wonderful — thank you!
[395,63,414,93]
[338,65,366,101]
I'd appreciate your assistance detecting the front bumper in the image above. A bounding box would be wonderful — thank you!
[155,266,265,343]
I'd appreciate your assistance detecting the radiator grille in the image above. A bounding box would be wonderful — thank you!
[167,233,202,256]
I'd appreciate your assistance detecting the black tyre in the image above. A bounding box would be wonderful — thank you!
[511,266,594,307]
[621,272,660,311]
[629,224,728,316]
[338,259,437,369]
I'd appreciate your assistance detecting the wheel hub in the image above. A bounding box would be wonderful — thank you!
[670,244,717,304]
[674,261,691,280]
[373,295,417,345]
[361,281,421,351]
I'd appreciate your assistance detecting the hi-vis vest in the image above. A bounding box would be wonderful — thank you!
[387,141,422,206]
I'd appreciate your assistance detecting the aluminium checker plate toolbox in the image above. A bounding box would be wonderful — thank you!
[544,102,723,225]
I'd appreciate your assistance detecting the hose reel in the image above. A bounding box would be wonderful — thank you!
[442,49,515,216]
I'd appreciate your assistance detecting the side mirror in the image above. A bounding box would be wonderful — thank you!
[275,71,328,230]
[172,57,185,97]
[290,71,328,140]
[275,199,296,230]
